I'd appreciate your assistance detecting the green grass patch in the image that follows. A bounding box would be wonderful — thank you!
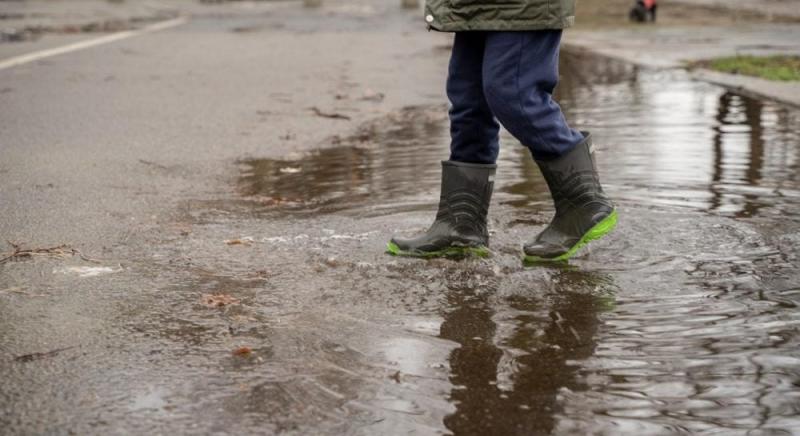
[702,55,800,81]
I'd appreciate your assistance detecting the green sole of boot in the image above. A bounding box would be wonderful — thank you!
[386,241,490,259]
[523,209,618,264]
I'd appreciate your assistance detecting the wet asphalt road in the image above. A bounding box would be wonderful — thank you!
[0,0,446,250]
[3,1,800,435]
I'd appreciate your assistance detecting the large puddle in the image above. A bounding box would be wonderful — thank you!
[236,52,800,221]
[221,51,800,435]
[3,52,799,435]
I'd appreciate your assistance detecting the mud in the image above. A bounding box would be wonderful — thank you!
[2,51,800,435]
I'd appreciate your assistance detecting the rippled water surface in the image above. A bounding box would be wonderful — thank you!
[229,51,800,435]
[3,52,799,435]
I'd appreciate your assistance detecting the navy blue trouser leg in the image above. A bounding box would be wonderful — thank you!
[447,32,500,165]
[447,30,584,163]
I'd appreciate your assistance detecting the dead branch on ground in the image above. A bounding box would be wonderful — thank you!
[309,106,351,120]
[0,241,100,265]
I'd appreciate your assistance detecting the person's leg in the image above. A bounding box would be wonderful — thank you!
[447,32,501,164]
[481,31,616,262]
[387,33,497,258]
[481,31,583,161]
[634,0,647,22]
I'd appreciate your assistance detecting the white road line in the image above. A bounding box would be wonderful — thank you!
[0,16,188,71]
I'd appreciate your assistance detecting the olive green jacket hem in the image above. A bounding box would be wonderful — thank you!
[425,15,575,32]
[424,0,576,32]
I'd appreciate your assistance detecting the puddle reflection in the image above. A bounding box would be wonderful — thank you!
[237,106,449,215]
[441,269,609,435]
[237,52,800,221]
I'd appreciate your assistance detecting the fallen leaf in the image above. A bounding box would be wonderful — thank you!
[233,346,252,356]
[224,237,254,246]
[201,293,240,308]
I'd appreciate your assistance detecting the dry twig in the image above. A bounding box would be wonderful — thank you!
[0,241,100,264]
[309,106,351,120]
[15,346,76,363]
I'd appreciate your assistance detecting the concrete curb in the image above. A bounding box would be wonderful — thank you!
[562,41,800,109]
[689,68,800,109]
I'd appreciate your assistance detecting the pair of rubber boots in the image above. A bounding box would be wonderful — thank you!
[387,133,618,262]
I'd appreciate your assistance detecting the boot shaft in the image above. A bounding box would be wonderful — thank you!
[535,132,610,216]
[435,160,496,235]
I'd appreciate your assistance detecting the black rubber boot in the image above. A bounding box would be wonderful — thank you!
[523,132,617,263]
[388,160,496,258]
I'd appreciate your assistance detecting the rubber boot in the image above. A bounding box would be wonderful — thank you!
[387,160,496,258]
[523,133,617,263]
